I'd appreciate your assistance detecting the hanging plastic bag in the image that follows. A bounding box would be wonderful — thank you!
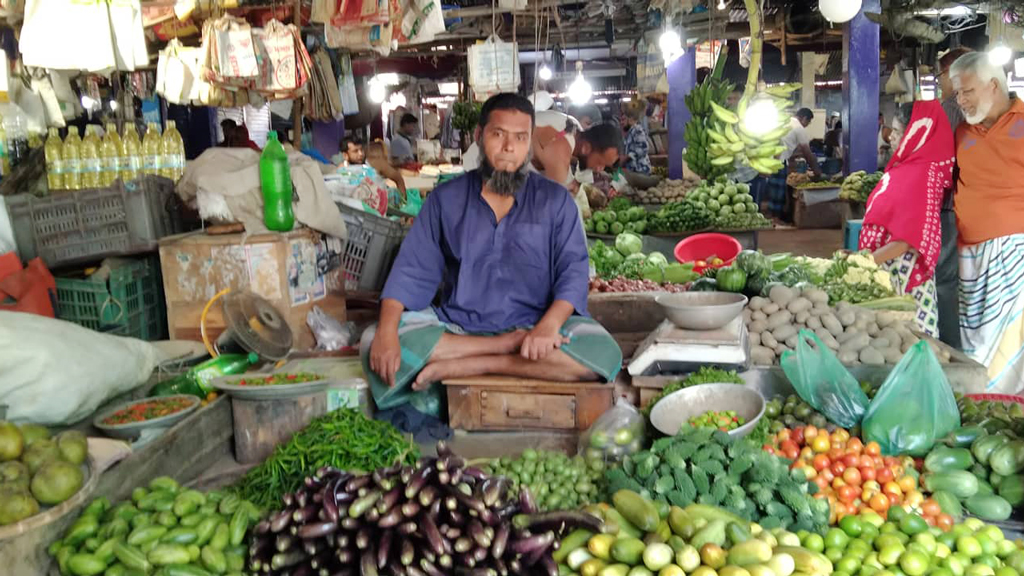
[862,340,961,456]
[578,398,645,465]
[467,36,520,100]
[780,330,870,429]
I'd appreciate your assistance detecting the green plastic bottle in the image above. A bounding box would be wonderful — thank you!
[150,352,259,397]
[259,131,295,231]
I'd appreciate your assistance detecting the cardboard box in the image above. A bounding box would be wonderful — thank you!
[159,229,347,351]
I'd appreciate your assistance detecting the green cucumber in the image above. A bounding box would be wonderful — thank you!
[68,553,108,576]
[922,470,980,499]
[965,494,1013,521]
[989,440,1024,476]
[224,551,244,572]
[148,476,180,493]
[112,543,151,572]
[972,434,1011,465]
[924,446,975,472]
[147,544,191,566]
[201,546,227,574]
[127,525,167,547]
[208,523,229,551]
[165,565,213,576]
[161,527,198,545]
[612,490,659,532]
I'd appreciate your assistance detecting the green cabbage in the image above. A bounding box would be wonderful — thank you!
[615,232,643,256]
[646,252,669,267]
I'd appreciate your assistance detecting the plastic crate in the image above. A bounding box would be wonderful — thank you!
[7,175,182,268]
[337,202,407,292]
[844,219,864,251]
[55,257,166,340]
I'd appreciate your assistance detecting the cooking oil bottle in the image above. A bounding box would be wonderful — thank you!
[142,122,162,175]
[101,123,122,186]
[121,123,142,182]
[80,125,102,188]
[160,120,185,180]
[62,126,82,191]
[45,127,64,191]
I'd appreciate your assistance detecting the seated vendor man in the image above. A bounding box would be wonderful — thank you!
[363,92,622,410]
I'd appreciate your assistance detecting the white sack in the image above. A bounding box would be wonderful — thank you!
[0,311,159,425]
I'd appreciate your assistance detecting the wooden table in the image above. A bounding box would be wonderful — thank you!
[444,376,614,432]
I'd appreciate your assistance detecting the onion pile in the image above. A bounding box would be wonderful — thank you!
[589,278,689,293]
[248,441,600,576]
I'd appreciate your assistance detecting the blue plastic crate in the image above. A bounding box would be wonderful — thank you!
[844,219,863,251]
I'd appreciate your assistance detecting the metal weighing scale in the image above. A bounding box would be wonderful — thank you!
[627,316,750,376]
[216,291,294,360]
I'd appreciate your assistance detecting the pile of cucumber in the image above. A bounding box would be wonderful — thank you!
[49,476,259,576]
[923,425,1024,522]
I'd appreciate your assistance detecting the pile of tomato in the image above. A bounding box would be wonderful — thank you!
[763,425,955,530]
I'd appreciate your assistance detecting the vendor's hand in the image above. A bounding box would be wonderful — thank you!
[370,329,402,386]
[520,324,571,361]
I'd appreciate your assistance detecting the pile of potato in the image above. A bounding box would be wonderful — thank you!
[744,285,952,366]
[634,177,701,205]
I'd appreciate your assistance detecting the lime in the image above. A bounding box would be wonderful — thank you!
[827,528,852,551]
[997,539,1018,559]
[827,548,846,563]
[899,550,929,576]
[888,507,909,524]
[977,534,997,557]
[899,515,928,536]
[613,428,634,446]
[957,536,983,559]
[590,431,610,448]
[875,534,905,552]
[804,533,826,553]
[931,570,955,576]
[965,566,995,576]
[841,516,865,538]
[837,557,860,573]
[976,555,1001,569]
[994,568,1019,576]
[878,545,905,567]
[912,533,936,555]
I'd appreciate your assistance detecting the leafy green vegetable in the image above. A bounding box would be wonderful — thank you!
[615,232,643,256]
[735,250,772,278]
[642,367,745,419]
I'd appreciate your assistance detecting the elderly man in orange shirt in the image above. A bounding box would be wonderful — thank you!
[950,51,1024,392]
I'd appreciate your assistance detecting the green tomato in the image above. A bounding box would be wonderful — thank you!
[590,431,610,449]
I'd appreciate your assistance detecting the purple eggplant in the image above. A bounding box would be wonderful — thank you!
[336,549,355,564]
[298,521,338,540]
[400,538,415,566]
[276,534,294,553]
[421,515,446,557]
[377,508,403,528]
[397,522,418,535]
[404,467,433,500]
[346,475,371,493]
[355,528,371,550]
[490,524,509,559]
[377,530,392,569]
[271,508,294,533]
[271,551,308,571]
[400,501,421,518]
[419,559,445,576]
[509,531,554,556]
[294,504,319,523]
[323,478,342,523]
[360,549,379,576]
[518,489,537,515]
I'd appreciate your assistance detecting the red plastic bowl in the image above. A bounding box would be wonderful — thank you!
[674,233,743,274]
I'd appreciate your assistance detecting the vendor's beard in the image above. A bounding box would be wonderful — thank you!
[480,154,531,197]
[965,97,994,125]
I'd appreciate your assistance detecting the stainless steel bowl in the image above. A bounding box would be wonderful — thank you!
[649,383,765,438]
[655,292,748,330]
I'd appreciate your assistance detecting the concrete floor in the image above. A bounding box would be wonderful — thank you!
[757,227,843,259]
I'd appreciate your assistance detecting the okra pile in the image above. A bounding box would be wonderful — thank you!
[249,440,601,576]
[49,476,261,576]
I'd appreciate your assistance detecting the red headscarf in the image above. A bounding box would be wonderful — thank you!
[859,101,954,291]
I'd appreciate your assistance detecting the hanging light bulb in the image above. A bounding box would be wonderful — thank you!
[539,64,553,81]
[368,78,387,103]
[717,0,727,10]
[659,29,683,63]
[819,0,862,23]
[742,96,781,137]
[989,43,1013,67]
[568,62,592,104]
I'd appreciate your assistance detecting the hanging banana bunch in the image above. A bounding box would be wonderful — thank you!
[705,82,801,175]
[682,47,734,180]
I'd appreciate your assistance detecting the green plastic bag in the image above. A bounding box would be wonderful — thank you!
[861,340,960,456]
[780,330,870,429]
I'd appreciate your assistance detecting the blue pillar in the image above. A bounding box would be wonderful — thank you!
[667,49,696,180]
[842,0,881,175]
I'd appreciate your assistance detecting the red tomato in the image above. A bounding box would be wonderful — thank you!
[762,445,776,455]
[791,427,806,446]
[859,454,875,469]
[843,467,863,486]
[859,466,877,482]
[936,513,954,531]
[780,440,799,454]
[784,446,800,460]
[847,437,864,454]
[838,485,860,503]
[843,454,861,468]
[869,493,890,513]
[820,468,836,484]
[877,467,894,484]
[921,499,941,517]
[812,454,831,472]
[865,441,882,456]
[830,461,847,476]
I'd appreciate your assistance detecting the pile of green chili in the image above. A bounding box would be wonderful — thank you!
[230,409,419,509]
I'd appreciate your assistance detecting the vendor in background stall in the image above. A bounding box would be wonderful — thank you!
[569,103,603,130]
[363,92,622,415]
[219,120,261,151]
[622,101,652,175]
[332,137,365,166]
[949,51,1024,392]
[389,113,418,165]
[859,101,953,339]
[769,108,821,219]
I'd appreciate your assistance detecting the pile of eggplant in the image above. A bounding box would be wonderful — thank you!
[248,441,602,576]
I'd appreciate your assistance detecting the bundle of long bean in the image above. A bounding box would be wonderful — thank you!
[247,441,602,576]
[232,409,419,509]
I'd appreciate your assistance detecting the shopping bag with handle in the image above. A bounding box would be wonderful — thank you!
[780,330,870,429]
[862,340,960,456]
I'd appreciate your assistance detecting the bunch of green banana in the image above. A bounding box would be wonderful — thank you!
[683,77,736,179]
[704,83,803,175]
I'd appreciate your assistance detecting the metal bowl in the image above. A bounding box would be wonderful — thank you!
[655,292,748,330]
[93,395,200,440]
[649,383,765,438]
